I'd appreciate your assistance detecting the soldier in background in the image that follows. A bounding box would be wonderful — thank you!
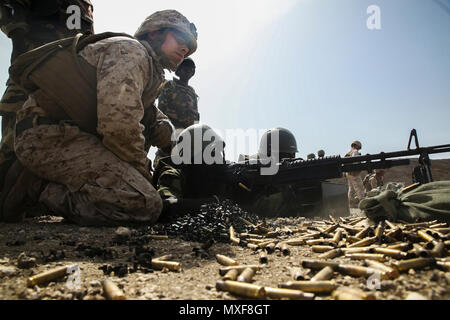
[158,57,199,130]
[344,140,365,208]
[0,0,94,194]
[363,169,385,192]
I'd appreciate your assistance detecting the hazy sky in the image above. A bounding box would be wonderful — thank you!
[1,0,449,161]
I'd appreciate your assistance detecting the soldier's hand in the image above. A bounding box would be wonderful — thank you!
[150,120,175,151]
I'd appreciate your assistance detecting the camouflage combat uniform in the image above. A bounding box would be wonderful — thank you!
[157,78,199,130]
[0,0,94,184]
[14,36,178,226]
[363,172,384,192]
[345,148,365,207]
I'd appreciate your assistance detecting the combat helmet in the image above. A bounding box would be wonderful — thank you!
[174,124,225,165]
[134,10,198,57]
[317,150,325,158]
[258,128,298,158]
[351,141,362,149]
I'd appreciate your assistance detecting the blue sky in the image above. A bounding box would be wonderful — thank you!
[1,0,449,161]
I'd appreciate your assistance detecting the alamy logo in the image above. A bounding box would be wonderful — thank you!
[66,5,82,30]
[367,5,382,30]
[66,264,81,290]
[366,272,381,290]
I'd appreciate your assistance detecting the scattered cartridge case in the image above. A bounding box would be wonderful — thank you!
[407,243,432,258]
[265,242,276,254]
[223,268,240,281]
[340,225,363,235]
[433,228,450,234]
[329,215,337,224]
[348,236,378,248]
[342,246,376,254]
[392,257,435,272]
[348,217,366,226]
[265,231,279,238]
[278,280,337,293]
[336,264,385,278]
[346,253,386,262]
[148,235,169,240]
[239,217,256,227]
[319,248,344,259]
[417,230,435,243]
[283,238,305,246]
[430,223,448,229]
[387,242,413,252]
[258,240,276,249]
[237,267,256,283]
[27,265,74,287]
[247,243,259,251]
[301,259,339,270]
[436,261,450,272]
[312,245,335,253]
[424,229,445,240]
[216,254,239,266]
[323,224,339,234]
[290,267,307,281]
[229,226,240,245]
[281,243,291,256]
[445,240,450,249]
[216,280,265,299]
[153,254,173,262]
[265,287,315,300]
[332,229,343,244]
[307,239,336,247]
[403,231,422,243]
[428,241,447,258]
[346,236,364,244]
[364,260,399,279]
[102,279,126,300]
[375,221,385,242]
[374,247,408,260]
[259,252,268,264]
[385,220,398,230]
[151,260,181,272]
[332,287,375,300]
[219,265,261,276]
[311,266,334,282]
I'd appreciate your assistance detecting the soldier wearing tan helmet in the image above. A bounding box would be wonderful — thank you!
[363,169,385,192]
[344,140,365,208]
[6,10,198,226]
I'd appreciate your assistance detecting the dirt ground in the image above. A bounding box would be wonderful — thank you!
[0,208,449,301]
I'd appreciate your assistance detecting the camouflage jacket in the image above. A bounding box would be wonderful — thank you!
[157,78,199,129]
[0,0,94,62]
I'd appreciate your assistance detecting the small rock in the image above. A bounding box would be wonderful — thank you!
[406,292,428,300]
[408,269,416,275]
[0,257,10,265]
[205,284,212,290]
[429,271,439,282]
[115,227,132,238]
[17,252,37,269]
[0,266,18,278]
[380,280,397,291]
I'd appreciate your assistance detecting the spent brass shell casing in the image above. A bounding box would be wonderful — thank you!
[340,225,364,235]
[247,243,259,251]
[237,267,256,283]
[374,247,408,259]
[265,287,315,300]
[27,265,74,288]
[307,239,336,247]
[319,248,344,259]
[216,254,239,266]
[281,243,291,256]
[258,240,276,249]
[219,265,261,276]
[323,224,339,234]
[445,240,450,249]
[436,261,450,272]
[364,260,399,279]
[216,280,265,299]
[229,226,240,245]
[430,223,448,229]
[346,236,364,244]
[278,280,337,293]
[311,266,334,282]
[392,257,435,272]
[332,287,375,300]
[387,242,413,251]
[417,230,435,243]
[223,268,240,281]
[284,239,305,246]
[151,260,181,272]
[336,264,385,278]
[348,217,366,226]
[375,221,385,240]
[301,259,339,270]
[148,235,169,240]
[433,228,450,234]
[348,236,378,248]
[102,279,126,300]
[332,229,343,244]
[259,252,268,264]
[342,246,376,254]
[265,242,276,254]
[312,245,335,253]
[290,267,307,281]
[329,215,337,224]
[153,254,173,262]
[385,220,398,230]
[346,253,386,262]
[429,241,447,258]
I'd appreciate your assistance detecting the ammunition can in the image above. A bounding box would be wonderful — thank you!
[259,252,268,264]
[336,264,385,278]
[27,265,73,288]
[364,260,399,279]
[417,230,435,243]
[332,229,343,244]
[312,245,334,253]
[237,267,256,283]
[290,267,307,281]
[216,254,239,266]
[102,279,126,300]
[223,268,240,281]
[436,261,450,272]
[348,236,378,248]
[216,280,265,299]
[319,248,344,259]
[387,242,413,251]
[281,243,291,256]
[392,257,435,272]
[346,253,386,262]
[153,254,173,262]
[332,287,375,300]
[374,247,408,259]
[301,259,339,270]
[151,260,181,272]
[278,280,337,293]
[265,287,315,300]
[265,242,276,254]
[219,265,261,276]
[311,266,334,282]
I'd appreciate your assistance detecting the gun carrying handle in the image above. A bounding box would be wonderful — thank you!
[408,129,420,150]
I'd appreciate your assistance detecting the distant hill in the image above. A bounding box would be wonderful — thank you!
[329,158,450,186]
